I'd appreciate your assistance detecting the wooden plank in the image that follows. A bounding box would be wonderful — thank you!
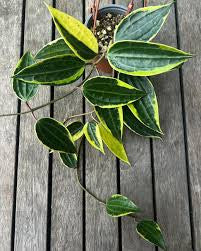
[85,1,119,250]
[0,1,23,250]
[177,0,201,250]
[150,1,192,250]
[14,0,52,250]
[51,1,84,250]
[115,1,155,250]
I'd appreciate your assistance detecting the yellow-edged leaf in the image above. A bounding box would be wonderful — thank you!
[46,4,98,61]
[99,124,130,165]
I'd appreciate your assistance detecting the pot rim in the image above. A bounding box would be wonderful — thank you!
[85,4,127,27]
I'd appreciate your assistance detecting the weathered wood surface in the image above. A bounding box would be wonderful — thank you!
[0,0,200,250]
[51,1,84,250]
[14,0,52,250]
[177,0,201,250]
[151,0,192,250]
[0,1,23,250]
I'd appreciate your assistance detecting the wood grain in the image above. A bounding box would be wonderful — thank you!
[0,1,23,250]
[115,1,155,251]
[85,1,119,250]
[50,1,84,250]
[14,0,52,250]
[177,0,201,250]
[151,0,192,250]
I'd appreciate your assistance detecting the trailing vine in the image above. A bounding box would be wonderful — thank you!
[1,1,193,249]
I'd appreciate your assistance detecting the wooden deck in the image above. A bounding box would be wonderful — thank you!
[0,0,200,250]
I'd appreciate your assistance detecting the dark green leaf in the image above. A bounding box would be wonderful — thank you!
[13,55,85,86]
[106,194,140,217]
[13,51,39,101]
[115,3,173,42]
[119,74,162,133]
[83,77,145,108]
[95,106,123,141]
[67,121,84,141]
[35,117,76,153]
[35,38,73,60]
[123,106,162,138]
[108,41,192,76]
[60,152,77,168]
[83,122,104,153]
[136,220,166,250]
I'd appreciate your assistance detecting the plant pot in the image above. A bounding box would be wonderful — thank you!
[85,4,127,74]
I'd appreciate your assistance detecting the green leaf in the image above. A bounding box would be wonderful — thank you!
[99,124,130,164]
[83,122,104,153]
[35,38,73,60]
[119,74,162,133]
[115,3,173,42]
[83,77,145,108]
[136,220,166,250]
[35,117,76,153]
[106,194,140,217]
[13,52,39,101]
[123,106,162,139]
[67,121,84,141]
[108,40,192,76]
[95,106,123,141]
[60,152,77,168]
[13,55,85,86]
[46,4,98,61]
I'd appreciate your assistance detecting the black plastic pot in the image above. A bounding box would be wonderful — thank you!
[85,4,127,74]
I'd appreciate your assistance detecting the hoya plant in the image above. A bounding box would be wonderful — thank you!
[3,1,192,250]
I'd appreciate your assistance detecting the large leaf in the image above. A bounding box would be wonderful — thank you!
[13,52,39,101]
[60,152,78,168]
[108,40,192,76]
[67,121,84,141]
[13,55,85,86]
[106,194,140,217]
[35,38,73,60]
[136,220,166,250]
[35,117,76,153]
[83,122,104,153]
[120,74,162,133]
[95,106,123,141]
[115,3,173,42]
[99,124,130,164]
[46,4,98,61]
[83,77,145,108]
[123,106,162,139]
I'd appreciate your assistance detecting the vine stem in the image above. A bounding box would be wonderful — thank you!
[75,139,106,205]
[63,110,94,124]
[144,0,149,7]
[26,101,37,120]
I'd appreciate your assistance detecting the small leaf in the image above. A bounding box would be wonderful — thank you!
[13,55,85,86]
[35,117,76,153]
[99,124,130,164]
[115,3,173,42]
[35,38,73,60]
[83,77,145,108]
[136,220,166,250]
[83,122,104,153]
[67,121,84,141]
[46,4,98,61]
[108,40,192,76]
[123,106,162,139]
[106,194,140,217]
[13,51,39,101]
[95,106,123,141]
[120,74,162,134]
[60,152,77,168]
